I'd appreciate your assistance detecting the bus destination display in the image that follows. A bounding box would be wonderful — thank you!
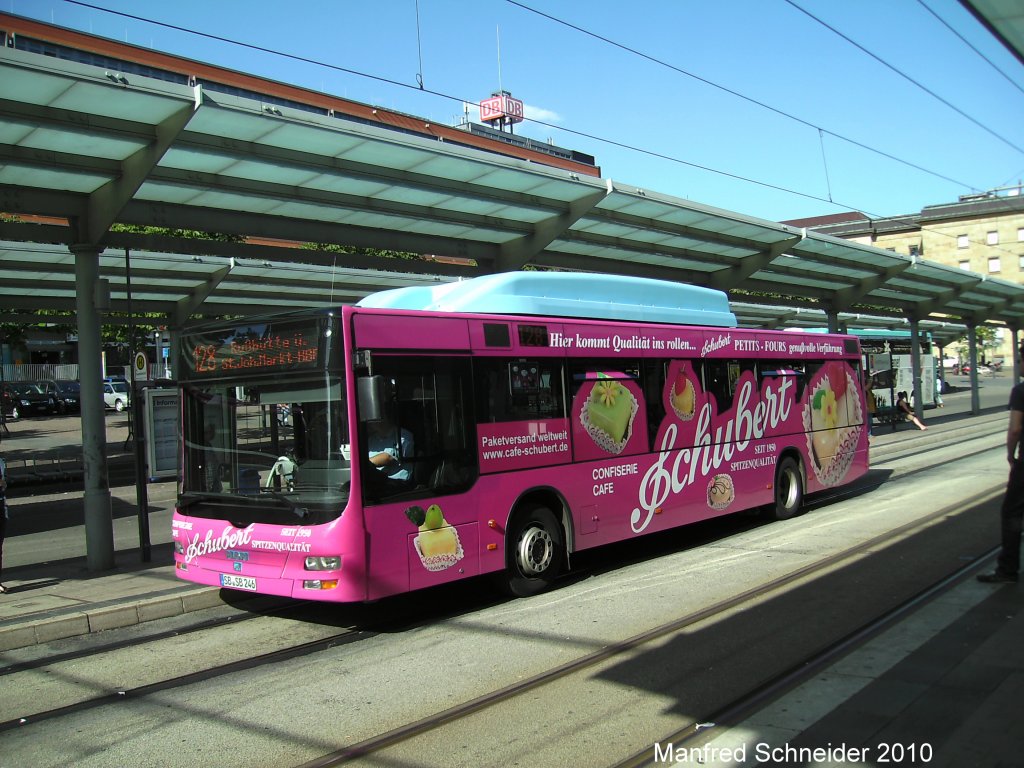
[183,320,321,378]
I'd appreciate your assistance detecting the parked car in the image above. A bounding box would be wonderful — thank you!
[39,379,81,413]
[1,381,59,418]
[960,364,993,376]
[0,384,15,419]
[102,380,131,412]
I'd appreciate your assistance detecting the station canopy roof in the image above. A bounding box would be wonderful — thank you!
[961,0,1024,68]
[1,36,1022,340]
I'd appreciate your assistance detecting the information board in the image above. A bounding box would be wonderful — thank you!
[145,388,180,480]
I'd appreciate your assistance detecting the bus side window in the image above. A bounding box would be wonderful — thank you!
[477,359,565,422]
[757,361,806,437]
[642,360,667,449]
[757,361,807,401]
[703,360,751,415]
[362,357,477,504]
[703,360,726,415]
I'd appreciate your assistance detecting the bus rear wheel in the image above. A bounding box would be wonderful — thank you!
[769,456,804,521]
[504,505,565,597]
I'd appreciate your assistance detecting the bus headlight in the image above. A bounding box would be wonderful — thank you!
[174,541,184,555]
[304,556,341,571]
[303,580,339,590]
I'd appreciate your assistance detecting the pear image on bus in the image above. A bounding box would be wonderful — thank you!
[406,504,464,572]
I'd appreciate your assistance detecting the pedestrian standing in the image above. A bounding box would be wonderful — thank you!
[866,388,877,437]
[978,368,1024,584]
[0,455,8,594]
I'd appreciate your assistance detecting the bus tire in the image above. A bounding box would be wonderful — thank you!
[769,456,804,521]
[504,505,565,597]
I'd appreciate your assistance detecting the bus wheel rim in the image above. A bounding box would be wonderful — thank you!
[779,468,798,508]
[517,525,553,576]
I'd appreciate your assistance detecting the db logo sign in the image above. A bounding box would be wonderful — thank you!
[480,94,524,124]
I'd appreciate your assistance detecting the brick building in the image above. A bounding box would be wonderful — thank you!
[784,185,1024,363]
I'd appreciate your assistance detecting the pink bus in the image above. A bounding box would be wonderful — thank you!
[172,273,869,600]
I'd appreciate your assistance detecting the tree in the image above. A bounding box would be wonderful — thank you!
[956,325,1000,363]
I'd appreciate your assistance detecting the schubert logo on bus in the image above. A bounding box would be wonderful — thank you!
[632,376,794,534]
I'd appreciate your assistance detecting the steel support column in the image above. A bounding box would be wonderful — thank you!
[72,243,114,571]
[909,317,923,419]
[825,309,839,334]
[967,323,980,416]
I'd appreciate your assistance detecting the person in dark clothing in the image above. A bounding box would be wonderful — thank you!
[978,375,1024,584]
[896,391,927,430]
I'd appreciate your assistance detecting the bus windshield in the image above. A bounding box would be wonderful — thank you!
[179,375,349,526]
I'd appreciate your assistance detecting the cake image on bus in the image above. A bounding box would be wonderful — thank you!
[707,473,735,509]
[405,504,464,572]
[670,370,696,421]
[580,376,638,454]
[803,363,863,486]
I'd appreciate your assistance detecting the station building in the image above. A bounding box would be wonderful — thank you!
[786,186,1024,363]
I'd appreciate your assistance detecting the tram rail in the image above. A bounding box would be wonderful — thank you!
[0,422,1006,767]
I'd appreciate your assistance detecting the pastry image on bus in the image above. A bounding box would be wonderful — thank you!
[579,375,639,455]
[707,474,735,510]
[670,368,697,421]
[803,361,864,487]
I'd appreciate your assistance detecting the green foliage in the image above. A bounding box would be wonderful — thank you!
[956,325,999,354]
[299,242,417,260]
[0,311,28,348]
[731,288,822,305]
[0,309,163,358]
[110,223,243,242]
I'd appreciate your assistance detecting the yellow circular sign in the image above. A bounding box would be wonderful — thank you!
[133,351,148,379]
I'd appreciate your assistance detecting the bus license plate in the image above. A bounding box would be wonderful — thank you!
[220,573,257,591]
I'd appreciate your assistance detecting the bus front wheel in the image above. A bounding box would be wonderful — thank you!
[770,456,804,521]
[504,505,565,597]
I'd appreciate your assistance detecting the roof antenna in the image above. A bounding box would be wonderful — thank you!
[496,25,503,93]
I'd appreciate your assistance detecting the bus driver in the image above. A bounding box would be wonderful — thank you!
[367,412,414,482]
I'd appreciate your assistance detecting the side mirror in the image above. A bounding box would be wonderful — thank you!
[357,375,386,423]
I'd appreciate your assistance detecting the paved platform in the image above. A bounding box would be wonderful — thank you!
[1,409,217,652]
[0,377,1019,767]
[692,575,1022,767]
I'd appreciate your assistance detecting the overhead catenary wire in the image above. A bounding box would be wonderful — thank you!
[59,0,876,212]
[55,0,1019,258]
[783,0,1024,156]
[914,0,1024,98]
[503,1,1024,258]
[505,0,994,192]
[818,129,834,204]
[414,0,425,89]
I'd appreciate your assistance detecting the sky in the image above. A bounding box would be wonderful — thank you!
[7,0,1024,224]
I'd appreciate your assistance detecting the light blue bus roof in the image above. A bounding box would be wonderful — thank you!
[356,273,737,327]
[801,328,930,340]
